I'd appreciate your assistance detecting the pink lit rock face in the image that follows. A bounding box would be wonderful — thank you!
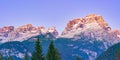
[0,24,58,43]
[61,14,120,44]
[62,14,110,35]
[0,14,120,60]
[112,30,120,38]
[0,14,120,44]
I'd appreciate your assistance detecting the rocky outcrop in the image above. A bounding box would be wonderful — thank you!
[62,14,111,35]
[61,14,120,43]
[0,24,58,43]
[16,24,37,32]
[111,30,120,38]
[0,26,14,33]
[62,14,110,34]
[48,27,58,37]
[0,14,120,43]
[0,26,14,38]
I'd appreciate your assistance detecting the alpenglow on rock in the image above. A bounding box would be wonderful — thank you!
[60,14,120,44]
[0,14,120,44]
[62,14,111,35]
[0,14,120,60]
[0,24,58,43]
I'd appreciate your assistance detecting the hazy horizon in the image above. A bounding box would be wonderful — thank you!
[0,0,120,33]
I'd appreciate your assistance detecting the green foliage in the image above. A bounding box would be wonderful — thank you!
[23,52,29,60]
[114,48,120,60]
[0,54,3,60]
[46,41,61,60]
[31,38,44,60]
[76,56,82,60]
[96,43,120,60]
[7,56,13,60]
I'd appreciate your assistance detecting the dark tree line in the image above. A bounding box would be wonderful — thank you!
[46,41,61,60]
[0,38,61,60]
[31,38,61,60]
[31,38,44,60]
[0,38,83,60]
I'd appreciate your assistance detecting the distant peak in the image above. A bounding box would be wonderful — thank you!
[0,24,59,43]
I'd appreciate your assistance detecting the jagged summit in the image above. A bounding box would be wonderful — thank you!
[0,24,58,43]
[60,14,120,42]
[0,14,120,43]
[61,14,110,35]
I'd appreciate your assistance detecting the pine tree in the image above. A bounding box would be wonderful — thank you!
[46,41,61,60]
[31,38,44,60]
[76,56,82,60]
[23,52,29,60]
[0,54,3,60]
[114,48,120,60]
[7,56,13,60]
[54,48,61,60]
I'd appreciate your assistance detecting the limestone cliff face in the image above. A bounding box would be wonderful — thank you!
[48,27,58,37]
[61,14,111,35]
[0,24,58,42]
[60,14,120,44]
[16,24,37,32]
[0,26,14,33]
[0,14,119,43]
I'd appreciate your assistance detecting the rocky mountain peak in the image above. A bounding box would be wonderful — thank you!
[48,26,59,36]
[48,26,56,32]
[111,30,120,38]
[16,24,36,32]
[0,26,14,33]
[65,14,110,31]
[0,24,58,43]
[0,14,119,43]
[61,14,111,38]
[86,14,110,30]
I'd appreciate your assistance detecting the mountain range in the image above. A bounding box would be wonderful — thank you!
[0,14,120,60]
[96,42,120,60]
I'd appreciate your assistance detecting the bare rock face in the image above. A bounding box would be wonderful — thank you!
[0,26,14,33]
[60,14,120,43]
[38,26,47,34]
[48,27,59,37]
[111,30,120,38]
[0,14,119,43]
[0,24,58,43]
[0,26,14,38]
[16,24,37,32]
[61,14,111,36]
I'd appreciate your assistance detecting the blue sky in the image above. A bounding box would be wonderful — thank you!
[0,0,120,33]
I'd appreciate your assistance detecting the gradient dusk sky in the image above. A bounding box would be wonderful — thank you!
[0,0,120,33]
